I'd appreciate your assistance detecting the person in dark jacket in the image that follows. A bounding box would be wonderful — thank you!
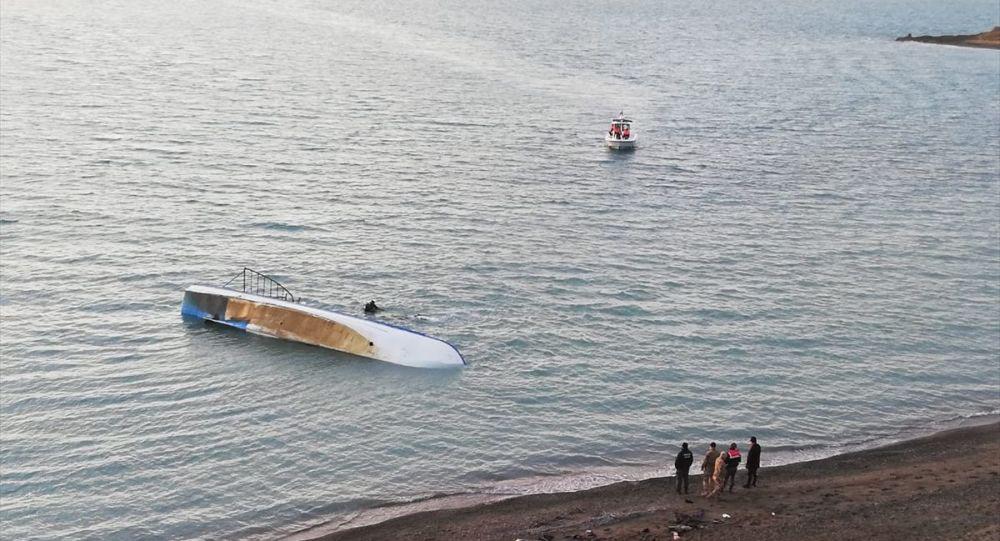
[744,436,761,488]
[674,442,694,494]
[723,442,741,493]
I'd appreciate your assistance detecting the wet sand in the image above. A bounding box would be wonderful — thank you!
[304,421,999,541]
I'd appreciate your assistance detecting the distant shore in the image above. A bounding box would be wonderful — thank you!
[297,421,999,541]
[896,26,1000,49]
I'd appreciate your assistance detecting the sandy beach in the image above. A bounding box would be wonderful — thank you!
[305,421,1000,541]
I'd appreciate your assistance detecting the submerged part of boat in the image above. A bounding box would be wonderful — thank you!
[181,268,465,369]
[605,112,636,150]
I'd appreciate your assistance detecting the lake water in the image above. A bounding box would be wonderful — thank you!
[1,0,998,539]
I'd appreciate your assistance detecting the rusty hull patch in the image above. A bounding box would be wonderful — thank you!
[225,298,375,357]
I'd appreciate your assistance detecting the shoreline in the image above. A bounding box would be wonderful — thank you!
[896,26,1000,49]
[288,416,1000,540]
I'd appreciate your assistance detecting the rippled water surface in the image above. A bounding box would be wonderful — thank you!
[2,0,998,538]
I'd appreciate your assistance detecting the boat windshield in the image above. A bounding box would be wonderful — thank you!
[608,119,633,140]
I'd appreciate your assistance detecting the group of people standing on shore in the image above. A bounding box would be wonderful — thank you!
[672,437,761,499]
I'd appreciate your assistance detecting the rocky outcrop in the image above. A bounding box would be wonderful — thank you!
[896,26,1000,49]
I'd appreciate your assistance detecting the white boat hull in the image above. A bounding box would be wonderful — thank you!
[605,135,636,150]
[181,285,466,369]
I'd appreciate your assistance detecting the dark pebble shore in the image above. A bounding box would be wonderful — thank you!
[293,420,1000,541]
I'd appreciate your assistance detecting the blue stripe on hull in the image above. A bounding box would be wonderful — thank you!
[181,303,212,319]
[205,318,249,330]
[182,300,249,330]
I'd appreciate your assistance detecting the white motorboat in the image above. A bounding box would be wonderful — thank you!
[181,268,466,369]
[605,112,636,150]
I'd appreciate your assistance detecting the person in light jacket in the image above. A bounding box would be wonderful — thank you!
[707,449,728,499]
[700,442,720,496]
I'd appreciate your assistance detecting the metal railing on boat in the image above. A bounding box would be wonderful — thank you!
[223,267,298,303]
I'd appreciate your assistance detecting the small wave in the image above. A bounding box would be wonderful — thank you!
[281,491,500,541]
[597,304,652,317]
[424,119,498,128]
[249,222,312,232]
[806,191,856,201]
[610,289,656,301]
[233,120,278,126]
[689,308,750,321]
[129,146,192,156]
[551,276,587,286]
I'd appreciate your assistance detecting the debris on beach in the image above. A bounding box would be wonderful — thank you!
[669,509,707,536]
[673,510,705,527]
[593,513,617,526]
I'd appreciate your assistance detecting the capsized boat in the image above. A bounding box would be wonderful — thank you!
[181,268,466,369]
[605,112,636,150]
